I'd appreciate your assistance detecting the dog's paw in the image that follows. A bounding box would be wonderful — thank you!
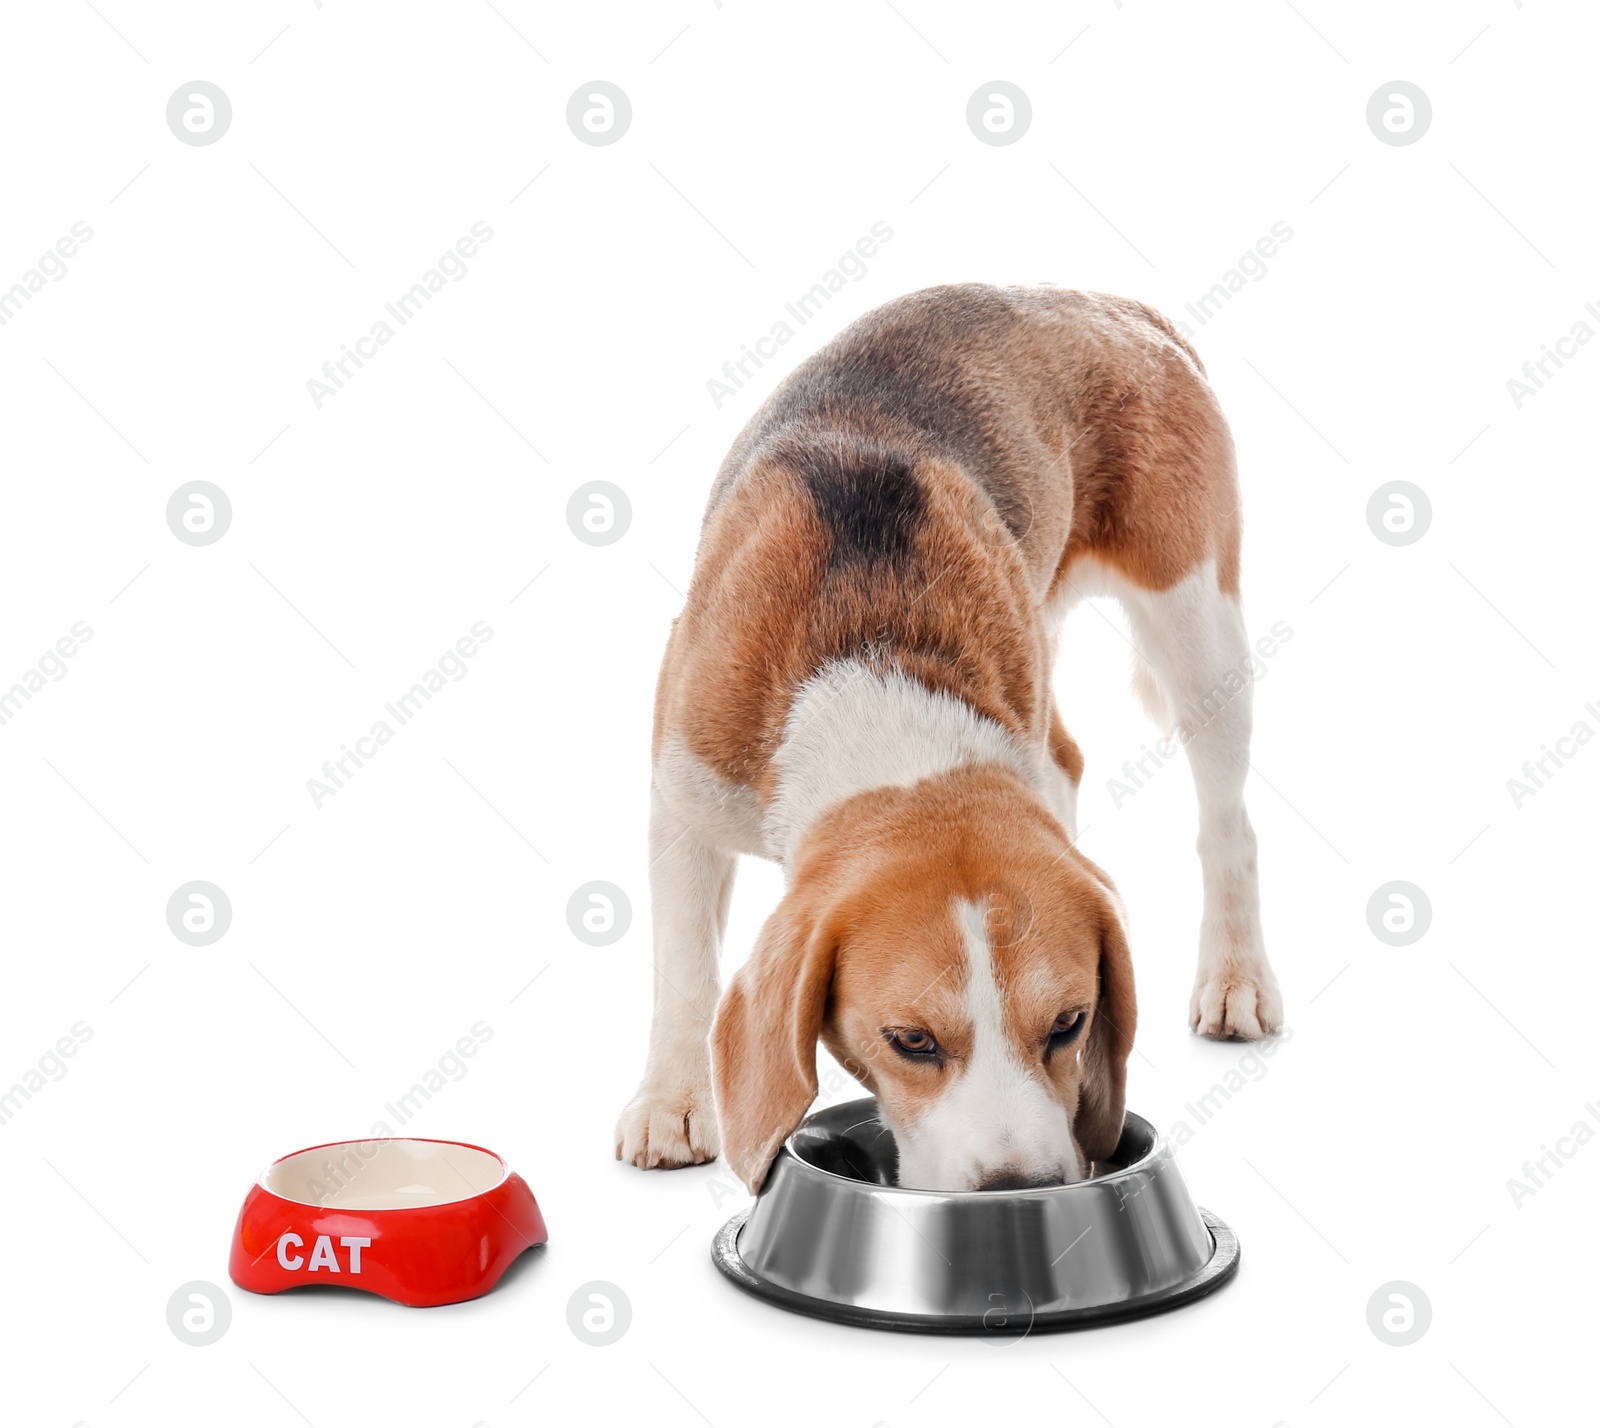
[1190,961,1283,1040]
[615,1077,721,1170]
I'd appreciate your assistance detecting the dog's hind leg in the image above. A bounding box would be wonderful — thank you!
[1118,561,1283,1039]
[614,778,736,1168]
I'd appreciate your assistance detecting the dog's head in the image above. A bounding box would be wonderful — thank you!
[711,768,1136,1193]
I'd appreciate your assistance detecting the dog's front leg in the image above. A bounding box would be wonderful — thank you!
[614,784,734,1167]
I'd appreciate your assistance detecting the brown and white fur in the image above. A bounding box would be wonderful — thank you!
[616,285,1282,1194]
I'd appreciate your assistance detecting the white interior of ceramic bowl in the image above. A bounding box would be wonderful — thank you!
[263,1139,506,1209]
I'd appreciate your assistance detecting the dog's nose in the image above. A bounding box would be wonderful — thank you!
[975,1167,1064,1192]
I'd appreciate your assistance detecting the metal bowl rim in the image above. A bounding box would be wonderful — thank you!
[778,1100,1166,1199]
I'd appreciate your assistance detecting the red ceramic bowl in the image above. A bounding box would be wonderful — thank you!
[229,1137,546,1307]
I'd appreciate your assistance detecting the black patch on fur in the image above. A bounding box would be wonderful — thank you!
[799,448,922,567]
[703,287,1044,545]
[757,289,1032,542]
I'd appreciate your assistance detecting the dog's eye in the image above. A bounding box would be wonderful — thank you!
[887,1028,939,1057]
[1048,1010,1085,1048]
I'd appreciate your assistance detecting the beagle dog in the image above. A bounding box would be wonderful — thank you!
[616,285,1283,1194]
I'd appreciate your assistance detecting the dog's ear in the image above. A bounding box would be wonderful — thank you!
[1075,895,1137,1166]
[711,890,838,1194]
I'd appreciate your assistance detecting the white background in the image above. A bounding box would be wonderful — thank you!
[3,2,1596,1425]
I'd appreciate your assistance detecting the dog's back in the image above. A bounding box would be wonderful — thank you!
[663,284,1239,789]
[705,285,1220,577]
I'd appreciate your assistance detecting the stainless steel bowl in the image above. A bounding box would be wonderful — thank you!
[712,1097,1238,1333]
